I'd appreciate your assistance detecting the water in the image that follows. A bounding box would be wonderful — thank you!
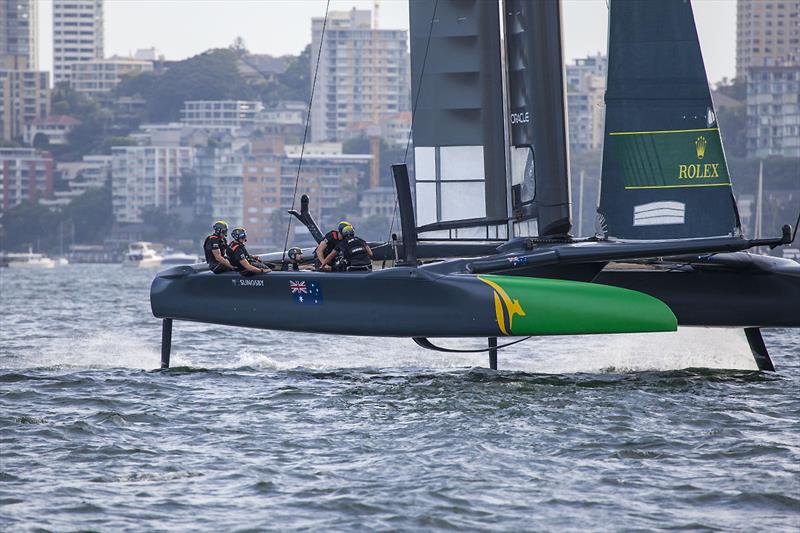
[2,265,798,531]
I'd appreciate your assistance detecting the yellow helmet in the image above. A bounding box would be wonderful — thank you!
[213,220,228,236]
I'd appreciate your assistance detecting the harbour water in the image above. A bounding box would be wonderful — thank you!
[1,266,798,531]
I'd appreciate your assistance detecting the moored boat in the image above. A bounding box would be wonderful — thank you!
[122,242,163,268]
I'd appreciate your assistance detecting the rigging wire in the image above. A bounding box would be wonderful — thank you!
[281,0,331,263]
[386,0,440,243]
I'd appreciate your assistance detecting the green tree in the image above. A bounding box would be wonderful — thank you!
[117,48,255,122]
[0,201,59,251]
[60,185,113,244]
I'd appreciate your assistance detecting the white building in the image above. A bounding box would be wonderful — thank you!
[746,65,800,157]
[566,53,607,153]
[111,145,194,223]
[24,115,81,145]
[70,56,153,98]
[181,100,263,129]
[260,101,306,126]
[53,0,104,84]
[310,8,410,142]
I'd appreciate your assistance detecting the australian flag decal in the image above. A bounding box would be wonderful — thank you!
[289,280,323,305]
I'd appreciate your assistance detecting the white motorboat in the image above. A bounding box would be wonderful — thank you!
[4,251,56,269]
[122,242,163,268]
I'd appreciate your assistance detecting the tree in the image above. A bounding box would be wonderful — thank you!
[32,132,50,150]
[60,185,113,244]
[117,48,255,122]
[0,201,59,251]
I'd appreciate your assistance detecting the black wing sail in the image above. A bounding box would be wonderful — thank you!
[409,0,509,241]
[598,0,741,240]
[505,0,572,238]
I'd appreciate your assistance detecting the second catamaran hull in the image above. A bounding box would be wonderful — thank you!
[151,266,676,338]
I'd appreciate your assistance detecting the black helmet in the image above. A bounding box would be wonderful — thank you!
[231,227,247,241]
[213,220,228,236]
[288,247,302,260]
[342,225,355,238]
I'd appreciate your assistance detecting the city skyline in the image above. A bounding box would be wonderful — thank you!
[34,0,739,84]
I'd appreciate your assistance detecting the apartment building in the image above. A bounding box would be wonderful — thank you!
[243,141,371,246]
[111,145,194,223]
[737,0,800,78]
[566,53,607,153]
[53,0,104,84]
[0,69,50,141]
[310,9,410,142]
[181,101,264,129]
[746,65,800,157]
[70,56,153,98]
[1,0,38,70]
[0,148,54,210]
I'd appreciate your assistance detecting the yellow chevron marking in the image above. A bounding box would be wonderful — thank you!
[479,277,526,336]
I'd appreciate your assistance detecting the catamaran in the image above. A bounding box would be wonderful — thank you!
[151,0,799,371]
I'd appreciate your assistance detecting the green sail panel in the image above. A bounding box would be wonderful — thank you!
[608,128,731,189]
[598,0,741,240]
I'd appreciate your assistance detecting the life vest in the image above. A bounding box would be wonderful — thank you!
[203,234,227,265]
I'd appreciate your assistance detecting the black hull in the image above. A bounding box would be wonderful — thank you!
[594,258,800,328]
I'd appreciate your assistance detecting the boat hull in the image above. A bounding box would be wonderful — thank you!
[151,266,677,337]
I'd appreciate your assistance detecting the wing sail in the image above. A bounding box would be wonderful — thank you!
[597,0,741,240]
[505,0,571,238]
[409,0,509,241]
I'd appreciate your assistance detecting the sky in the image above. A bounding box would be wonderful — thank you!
[36,0,738,84]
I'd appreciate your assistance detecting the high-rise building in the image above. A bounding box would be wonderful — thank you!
[566,54,607,153]
[1,0,49,143]
[736,0,800,79]
[310,8,410,142]
[0,0,38,70]
[0,69,50,141]
[745,65,800,157]
[0,148,54,210]
[53,0,104,85]
[70,56,153,98]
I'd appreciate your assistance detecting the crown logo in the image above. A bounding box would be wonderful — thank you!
[695,136,707,159]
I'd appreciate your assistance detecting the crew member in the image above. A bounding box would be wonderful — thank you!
[331,224,374,272]
[228,227,271,275]
[203,220,233,273]
[315,221,350,271]
[282,247,314,271]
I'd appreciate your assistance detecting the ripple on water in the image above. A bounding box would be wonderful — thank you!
[0,268,799,531]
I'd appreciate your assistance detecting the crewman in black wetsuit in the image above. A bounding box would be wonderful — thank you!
[203,220,233,273]
[228,227,271,276]
[315,221,350,271]
[281,247,314,271]
[331,224,374,272]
